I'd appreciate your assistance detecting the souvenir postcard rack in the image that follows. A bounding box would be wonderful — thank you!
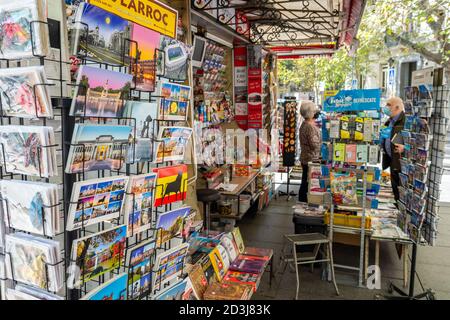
[0,9,197,301]
[387,81,449,300]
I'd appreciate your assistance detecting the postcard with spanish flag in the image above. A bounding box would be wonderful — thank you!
[153,164,187,206]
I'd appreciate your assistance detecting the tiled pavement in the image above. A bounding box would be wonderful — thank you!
[238,195,450,300]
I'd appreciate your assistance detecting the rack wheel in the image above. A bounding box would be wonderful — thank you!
[388,284,394,294]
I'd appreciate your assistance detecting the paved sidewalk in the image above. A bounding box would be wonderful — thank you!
[239,196,450,300]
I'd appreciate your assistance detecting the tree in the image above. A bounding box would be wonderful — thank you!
[373,0,450,73]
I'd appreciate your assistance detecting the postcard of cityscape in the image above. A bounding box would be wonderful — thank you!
[70,65,133,117]
[74,2,130,65]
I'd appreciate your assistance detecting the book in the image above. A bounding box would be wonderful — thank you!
[231,227,245,254]
[219,233,239,262]
[209,244,230,282]
[368,145,379,165]
[329,119,340,139]
[229,255,268,274]
[223,270,261,292]
[354,117,364,140]
[242,247,273,259]
[345,144,357,163]
[198,252,216,285]
[188,264,208,299]
[340,116,350,139]
[203,281,252,300]
[356,144,368,163]
[363,118,373,142]
[333,143,346,162]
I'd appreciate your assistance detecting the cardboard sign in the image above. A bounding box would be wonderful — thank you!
[87,0,178,39]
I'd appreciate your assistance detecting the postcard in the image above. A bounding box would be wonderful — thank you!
[153,243,189,288]
[122,100,158,163]
[70,65,133,117]
[72,2,131,65]
[209,244,230,282]
[0,0,49,59]
[65,124,132,173]
[0,125,54,177]
[155,126,192,163]
[154,278,194,300]
[155,206,190,246]
[127,240,155,299]
[1,180,59,236]
[5,233,63,292]
[153,164,188,207]
[124,173,156,237]
[157,81,190,120]
[69,225,127,287]
[67,175,129,231]
[130,24,160,92]
[82,273,128,300]
[0,66,53,118]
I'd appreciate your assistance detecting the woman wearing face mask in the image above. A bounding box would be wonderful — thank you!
[381,96,405,202]
[298,101,322,203]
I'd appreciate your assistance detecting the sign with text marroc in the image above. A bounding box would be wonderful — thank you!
[87,0,178,38]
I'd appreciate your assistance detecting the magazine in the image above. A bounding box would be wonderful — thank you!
[66,175,129,231]
[0,66,53,118]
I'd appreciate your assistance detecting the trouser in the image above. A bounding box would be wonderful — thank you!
[298,164,309,202]
[391,168,400,202]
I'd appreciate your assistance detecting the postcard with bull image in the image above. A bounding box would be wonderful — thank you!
[152,164,188,207]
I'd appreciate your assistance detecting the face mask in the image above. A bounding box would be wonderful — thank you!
[313,111,320,119]
[382,106,392,117]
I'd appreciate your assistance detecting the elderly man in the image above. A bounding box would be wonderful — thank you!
[382,96,405,202]
[298,101,321,202]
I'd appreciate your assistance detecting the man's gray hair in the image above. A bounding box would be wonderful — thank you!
[300,101,318,120]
